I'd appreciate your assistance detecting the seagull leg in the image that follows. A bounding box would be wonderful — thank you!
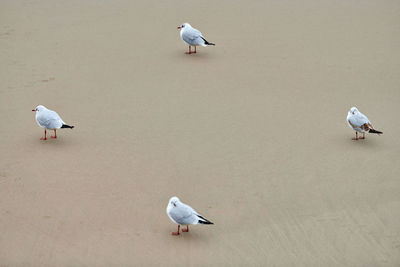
[182,225,189,232]
[185,46,192,54]
[40,129,47,140]
[360,132,365,139]
[352,132,358,140]
[172,225,180,235]
[51,129,57,138]
[194,46,197,53]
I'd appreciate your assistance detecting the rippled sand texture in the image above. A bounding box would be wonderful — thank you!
[1,0,400,266]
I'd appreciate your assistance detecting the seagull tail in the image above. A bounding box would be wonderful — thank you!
[369,129,382,134]
[197,215,214,225]
[201,37,215,46]
[61,124,74,129]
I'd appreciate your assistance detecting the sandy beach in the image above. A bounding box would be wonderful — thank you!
[1,0,400,265]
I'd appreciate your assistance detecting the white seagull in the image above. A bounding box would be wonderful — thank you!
[177,23,215,54]
[166,196,213,235]
[347,107,382,140]
[32,105,74,140]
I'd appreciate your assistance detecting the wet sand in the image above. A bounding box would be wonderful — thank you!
[1,0,400,266]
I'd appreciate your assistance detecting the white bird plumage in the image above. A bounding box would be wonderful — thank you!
[178,23,215,54]
[346,107,382,140]
[32,105,74,140]
[166,196,213,235]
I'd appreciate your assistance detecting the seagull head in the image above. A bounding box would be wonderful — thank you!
[169,196,180,207]
[177,22,191,30]
[349,107,359,115]
[32,105,46,112]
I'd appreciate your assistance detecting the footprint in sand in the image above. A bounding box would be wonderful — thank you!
[41,77,55,82]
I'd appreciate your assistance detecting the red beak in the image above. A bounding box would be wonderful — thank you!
[32,109,35,112]
[177,26,181,30]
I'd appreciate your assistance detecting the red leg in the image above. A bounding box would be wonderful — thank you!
[182,225,189,232]
[172,225,180,235]
[359,132,365,139]
[40,129,47,140]
[51,129,57,138]
[352,132,358,140]
[185,46,192,54]
[194,46,197,53]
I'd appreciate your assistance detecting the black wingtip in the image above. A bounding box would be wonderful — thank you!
[369,129,382,134]
[61,124,74,129]
[198,220,214,225]
[201,37,215,46]
[197,214,213,224]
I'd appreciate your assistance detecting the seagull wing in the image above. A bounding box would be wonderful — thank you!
[168,203,199,225]
[37,110,64,129]
[348,112,369,128]
[182,27,204,45]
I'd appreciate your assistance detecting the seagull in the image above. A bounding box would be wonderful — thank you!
[177,23,215,54]
[166,196,213,235]
[347,107,382,140]
[32,105,74,140]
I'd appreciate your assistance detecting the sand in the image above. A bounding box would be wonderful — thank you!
[1,0,400,266]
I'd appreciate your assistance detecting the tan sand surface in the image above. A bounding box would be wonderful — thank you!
[1,0,400,266]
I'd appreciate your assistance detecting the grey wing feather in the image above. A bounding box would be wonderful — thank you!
[37,110,64,129]
[169,204,198,225]
[182,28,204,45]
[349,113,369,128]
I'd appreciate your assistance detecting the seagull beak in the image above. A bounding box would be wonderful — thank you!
[32,109,35,112]
[177,26,181,30]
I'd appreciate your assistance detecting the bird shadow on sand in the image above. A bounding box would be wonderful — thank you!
[173,50,213,60]
[334,133,383,150]
[27,134,77,150]
[164,226,214,243]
